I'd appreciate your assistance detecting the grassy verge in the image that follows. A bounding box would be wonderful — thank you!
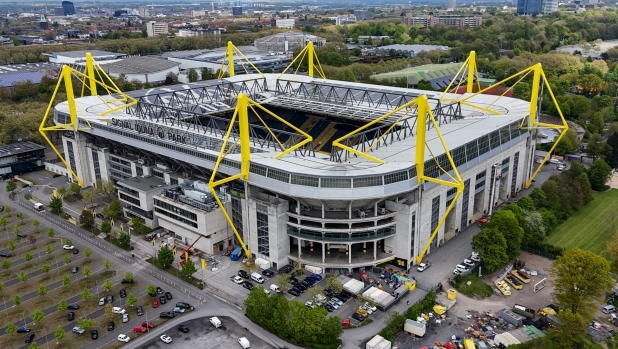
[145,257,204,290]
[544,189,618,254]
[103,235,134,252]
[19,175,38,185]
[453,273,493,298]
[38,170,58,178]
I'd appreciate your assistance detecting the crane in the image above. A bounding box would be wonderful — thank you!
[179,236,202,266]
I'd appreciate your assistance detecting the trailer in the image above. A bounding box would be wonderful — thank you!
[512,304,536,319]
[504,275,523,290]
[230,247,243,261]
[404,319,426,337]
[499,308,524,327]
[366,334,391,349]
[511,270,531,284]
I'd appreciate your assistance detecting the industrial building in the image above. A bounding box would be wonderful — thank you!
[0,142,45,179]
[45,50,126,64]
[403,14,482,28]
[102,57,180,83]
[376,44,450,57]
[254,32,326,53]
[49,48,551,272]
[61,1,75,16]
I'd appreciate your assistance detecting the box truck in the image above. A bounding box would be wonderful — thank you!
[230,247,243,261]
[403,319,426,337]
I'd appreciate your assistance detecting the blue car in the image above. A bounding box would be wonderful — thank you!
[310,274,322,281]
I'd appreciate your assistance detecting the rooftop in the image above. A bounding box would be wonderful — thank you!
[0,142,45,158]
[0,71,47,87]
[254,31,326,43]
[376,44,450,52]
[103,57,179,75]
[51,50,122,58]
[117,176,166,192]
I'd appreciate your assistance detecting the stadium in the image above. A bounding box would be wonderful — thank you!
[45,46,566,273]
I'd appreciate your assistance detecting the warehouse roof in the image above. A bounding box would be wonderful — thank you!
[0,142,45,158]
[104,57,179,75]
[51,50,121,58]
[0,71,46,87]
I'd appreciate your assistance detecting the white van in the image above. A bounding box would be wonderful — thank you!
[238,337,250,349]
[210,317,221,328]
[250,272,264,284]
[33,203,44,211]
[112,307,126,314]
[269,284,282,293]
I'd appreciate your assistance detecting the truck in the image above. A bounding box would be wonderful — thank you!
[416,261,431,272]
[403,319,426,337]
[33,203,44,211]
[366,334,391,349]
[230,247,243,261]
[512,304,536,319]
[210,317,221,328]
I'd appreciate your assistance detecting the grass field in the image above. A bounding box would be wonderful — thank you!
[544,189,618,254]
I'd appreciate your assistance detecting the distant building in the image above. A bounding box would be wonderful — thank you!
[543,0,559,13]
[0,36,13,46]
[16,35,42,45]
[403,14,482,28]
[139,6,151,18]
[517,0,543,15]
[45,50,126,64]
[275,19,295,29]
[103,57,179,83]
[177,29,200,37]
[376,44,450,57]
[114,10,128,18]
[192,10,206,17]
[446,0,456,9]
[232,6,243,16]
[61,1,75,16]
[354,10,371,20]
[0,142,45,179]
[146,21,169,37]
[39,15,48,30]
[335,16,356,25]
[357,35,390,45]
[254,32,326,53]
[54,7,64,16]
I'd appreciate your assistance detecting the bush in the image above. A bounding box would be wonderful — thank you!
[523,240,565,256]
[379,292,436,342]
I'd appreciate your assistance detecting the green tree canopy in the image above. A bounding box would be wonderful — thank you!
[587,159,612,191]
[471,226,508,272]
[484,210,524,259]
[157,247,174,268]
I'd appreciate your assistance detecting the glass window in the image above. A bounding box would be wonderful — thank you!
[489,130,501,149]
[267,169,290,183]
[478,135,490,155]
[321,178,351,188]
[257,212,269,257]
[384,171,408,185]
[249,164,267,176]
[354,176,383,188]
[291,175,319,187]
[465,140,478,162]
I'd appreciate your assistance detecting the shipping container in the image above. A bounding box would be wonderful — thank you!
[404,319,425,337]
[230,247,243,261]
[499,308,524,327]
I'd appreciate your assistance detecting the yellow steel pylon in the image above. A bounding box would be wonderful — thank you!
[278,41,326,79]
[218,41,266,79]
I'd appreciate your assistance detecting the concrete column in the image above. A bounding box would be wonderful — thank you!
[374,202,378,216]
[374,240,377,260]
[322,202,325,219]
[348,243,352,264]
[298,237,302,258]
[322,243,325,263]
[349,202,352,219]
[296,199,300,215]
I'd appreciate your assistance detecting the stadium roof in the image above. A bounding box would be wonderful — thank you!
[103,57,179,75]
[0,71,46,87]
[374,63,464,89]
[51,50,122,58]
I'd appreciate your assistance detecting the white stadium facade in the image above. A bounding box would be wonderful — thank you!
[54,70,540,273]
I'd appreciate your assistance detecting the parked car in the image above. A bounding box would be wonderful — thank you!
[0,252,11,257]
[331,298,343,307]
[294,284,307,291]
[62,245,74,250]
[159,296,167,304]
[67,312,75,321]
[325,304,335,312]
[112,307,125,314]
[25,333,35,343]
[99,298,105,306]
[177,325,189,333]
[142,321,155,328]
[463,259,475,268]
[165,292,173,300]
[136,306,144,316]
[117,334,130,343]
[305,301,315,309]
[16,327,30,333]
[278,264,293,273]
[603,305,618,314]
[174,307,186,313]
[72,327,85,334]
[242,281,253,290]
[67,303,79,310]
[287,289,300,297]
[262,269,274,277]
[71,267,78,273]
[73,248,79,254]
[356,309,369,318]
[152,300,159,308]
[238,270,249,279]
[160,312,174,319]
[122,313,129,323]
[16,233,26,238]
[232,276,243,284]
[119,289,127,298]
[470,252,481,262]
[351,313,366,322]
[106,295,114,303]
[292,286,305,293]
[121,279,134,284]
[91,330,98,340]
[176,302,191,309]
[160,334,172,343]
[107,322,115,331]
[133,326,148,333]
[96,213,104,219]
[156,287,163,294]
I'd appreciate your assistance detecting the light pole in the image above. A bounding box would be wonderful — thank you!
[55,257,59,275]
[22,310,25,327]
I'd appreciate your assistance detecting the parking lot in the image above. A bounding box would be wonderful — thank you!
[134,316,275,349]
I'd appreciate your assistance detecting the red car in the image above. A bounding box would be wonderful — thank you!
[152,300,159,308]
[133,326,148,333]
[142,321,155,328]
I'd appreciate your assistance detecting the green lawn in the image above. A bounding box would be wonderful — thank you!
[453,273,493,298]
[544,189,618,254]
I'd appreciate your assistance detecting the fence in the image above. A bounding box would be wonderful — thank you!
[520,246,560,260]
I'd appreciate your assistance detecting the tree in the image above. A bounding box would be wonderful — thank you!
[554,129,579,155]
[308,285,325,303]
[81,287,93,301]
[276,273,291,290]
[19,270,27,282]
[82,266,91,278]
[24,252,32,262]
[181,259,198,278]
[57,186,67,198]
[17,212,24,222]
[187,68,198,82]
[12,225,20,236]
[84,248,92,260]
[13,295,20,306]
[126,292,137,307]
[57,299,68,311]
[578,73,607,96]
[37,284,47,297]
[77,317,95,330]
[326,274,343,293]
[41,264,50,274]
[5,180,15,193]
[124,272,133,282]
[79,210,94,230]
[96,179,116,200]
[32,309,43,324]
[62,275,71,287]
[103,258,110,269]
[49,196,63,215]
[244,287,273,325]
[65,238,73,246]
[27,235,36,245]
[103,278,112,292]
[32,219,39,232]
[551,248,612,317]
[586,134,611,160]
[417,80,434,91]
[28,343,40,349]
[118,231,131,247]
[82,191,95,208]
[5,323,16,335]
[63,254,71,264]
[158,247,174,268]
[587,159,612,191]
[45,244,53,254]
[471,227,508,272]
[54,325,65,343]
[241,257,259,274]
[100,221,112,234]
[146,284,157,296]
[484,210,523,259]
[104,302,114,320]
[7,239,15,252]
[69,183,81,196]
[105,200,121,219]
[47,227,55,238]
[1,259,10,270]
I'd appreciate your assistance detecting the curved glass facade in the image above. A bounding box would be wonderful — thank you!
[287,224,395,242]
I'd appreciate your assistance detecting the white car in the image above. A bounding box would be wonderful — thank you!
[160,334,172,344]
[122,313,129,323]
[232,276,244,284]
[63,245,74,250]
[455,264,469,272]
[463,259,475,267]
[112,307,126,314]
[98,297,105,306]
[117,334,130,343]
[453,268,463,275]
[557,164,566,171]
[305,301,315,308]
[470,252,481,262]
[361,302,377,314]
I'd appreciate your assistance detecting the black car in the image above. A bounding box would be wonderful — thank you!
[120,289,127,298]
[292,286,305,293]
[0,252,11,257]
[159,296,167,304]
[17,233,26,238]
[22,183,29,188]
[53,174,63,178]
[136,306,144,316]
[278,264,293,273]
[25,333,34,343]
[295,284,307,291]
[287,289,300,296]
[67,303,79,310]
[242,281,253,290]
[351,313,365,322]
[176,302,191,309]
[262,269,274,277]
[73,248,79,254]
[71,267,78,273]
[160,312,175,319]
[289,277,299,285]
[91,330,98,340]
[96,213,104,219]
[17,327,30,333]
[301,281,313,288]
[325,304,335,312]
[177,325,189,333]
[106,295,114,303]
[121,279,134,284]
[238,270,248,279]
[107,322,115,331]
[156,287,163,295]
[165,292,173,300]
[67,312,75,321]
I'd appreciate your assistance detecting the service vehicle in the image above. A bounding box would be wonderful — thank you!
[416,261,431,272]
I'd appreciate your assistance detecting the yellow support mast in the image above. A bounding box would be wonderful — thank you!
[277,41,325,80]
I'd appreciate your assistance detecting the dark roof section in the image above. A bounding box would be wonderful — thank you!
[0,72,46,87]
[104,57,179,75]
[0,142,45,158]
